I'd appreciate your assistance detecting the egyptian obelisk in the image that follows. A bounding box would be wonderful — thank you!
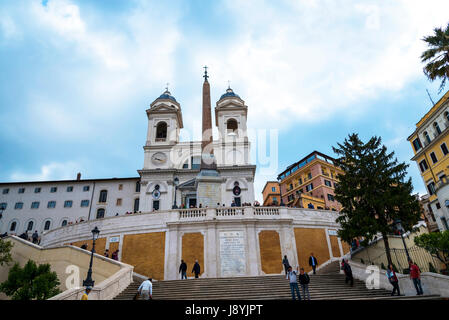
[196,66,222,208]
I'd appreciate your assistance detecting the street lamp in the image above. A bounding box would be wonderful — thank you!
[83,226,100,288]
[172,177,179,209]
[393,219,411,262]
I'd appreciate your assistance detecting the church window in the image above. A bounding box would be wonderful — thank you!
[434,122,442,135]
[135,181,141,192]
[44,220,51,231]
[156,122,167,141]
[10,221,17,232]
[227,119,238,135]
[99,190,108,203]
[134,198,140,212]
[96,208,105,219]
[27,221,34,231]
[153,200,160,211]
[62,220,67,227]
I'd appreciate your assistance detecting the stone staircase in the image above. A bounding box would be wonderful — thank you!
[113,261,441,300]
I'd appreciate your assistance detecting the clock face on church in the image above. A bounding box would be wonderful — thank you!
[151,152,167,166]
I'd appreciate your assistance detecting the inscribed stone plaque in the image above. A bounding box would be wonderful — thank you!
[219,231,246,276]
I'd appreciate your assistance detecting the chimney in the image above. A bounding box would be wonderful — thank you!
[77,172,81,181]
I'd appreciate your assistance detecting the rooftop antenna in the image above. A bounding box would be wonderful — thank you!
[426,89,435,106]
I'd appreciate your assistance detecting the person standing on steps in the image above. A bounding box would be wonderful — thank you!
[192,260,201,278]
[309,253,318,274]
[282,255,290,278]
[298,268,311,300]
[386,264,400,296]
[342,259,353,286]
[32,230,39,244]
[81,286,92,300]
[138,278,153,300]
[179,259,188,279]
[409,260,423,295]
[287,266,301,300]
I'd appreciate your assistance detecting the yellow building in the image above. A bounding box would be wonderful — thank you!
[407,89,449,231]
[261,181,281,206]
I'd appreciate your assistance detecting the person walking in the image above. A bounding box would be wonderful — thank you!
[32,230,39,244]
[386,264,400,296]
[179,260,188,279]
[111,250,119,261]
[342,259,353,286]
[287,266,301,300]
[298,268,311,300]
[282,255,290,278]
[81,286,92,300]
[309,253,318,275]
[409,260,423,295]
[192,260,201,278]
[104,249,109,258]
[138,278,153,300]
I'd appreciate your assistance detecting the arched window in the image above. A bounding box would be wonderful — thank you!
[44,220,51,231]
[96,208,105,219]
[434,122,442,135]
[134,198,140,212]
[424,131,431,144]
[445,111,449,123]
[226,119,238,134]
[27,221,34,231]
[61,220,67,227]
[10,221,17,232]
[135,181,141,193]
[156,122,167,141]
[99,190,108,203]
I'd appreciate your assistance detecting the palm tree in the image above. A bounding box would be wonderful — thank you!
[421,23,449,93]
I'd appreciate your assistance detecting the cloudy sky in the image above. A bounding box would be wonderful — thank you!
[1,0,448,202]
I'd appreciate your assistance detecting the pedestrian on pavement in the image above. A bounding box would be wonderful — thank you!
[138,278,153,300]
[409,260,423,295]
[111,250,119,261]
[287,266,301,300]
[282,255,290,278]
[81,286,92,300]
[192,260,201,278]
[32,230,39,244]
[309,253,318,274]
[81,243,88,250]
[179,259,188,279]
[104,249,109,258]
[386,264,400,296]
[343,259,354,286]
[298,268,311,300]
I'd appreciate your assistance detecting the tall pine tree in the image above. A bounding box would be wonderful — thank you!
[333,134,421,266]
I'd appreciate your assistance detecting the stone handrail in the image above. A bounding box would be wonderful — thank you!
[254,207,279,215]
[216,207,245,216]
[179,208,208,219]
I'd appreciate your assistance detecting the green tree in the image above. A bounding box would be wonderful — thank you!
[333,134,421,267]
[0,238,13,266]
[0,260,61,300]
[421,23,449,92]
[414,231,449,271]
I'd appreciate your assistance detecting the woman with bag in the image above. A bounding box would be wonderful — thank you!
[386,264,400,296]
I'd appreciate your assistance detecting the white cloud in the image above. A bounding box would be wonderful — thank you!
[10,161,83,182]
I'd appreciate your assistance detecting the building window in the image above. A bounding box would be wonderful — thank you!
[271,187,276,192]
[67,186,73,192]
[324,180,332,187]
[31,202,39,209]
[62,220,67,227]
[10,221,17,232]
[118,184,123,191]
[34,187,41,193]
[27,221,34,231]
[44,220,51,231]
[307,172,312,179]
[99,190,107,203]
[134,198,140,212]
[135,181,141,193]
[50,187,57,193]
[273,196,277,202]
[289,183,293,191]
[441,217,449,230]
[436,202,441,209]
[18,188,25,194]
[81,200,89,207]
[14,202,23,210]
[0,202,7,210]
[116,198,122,206]
[430,152,438,164]
[445,111,449,123]
[412,138,422,152]
[153,200,160,211]
[2,188,9,194]
[419,159,429,172]
[423,131,431,144]
[434,122,442,135]
[64,200,72,208]
[306,183,313,192]
[298,178,302,185]
[226,118,238,134]
[441,143,449,155]
[47,201,56,208]
[156,122,167,140]
[327,194,335,201]
[96,208,105,219]
[427,182,436,195]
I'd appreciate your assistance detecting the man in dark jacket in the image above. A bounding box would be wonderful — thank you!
[298,268,311,300]
[179,260,188,279]
[32,230,39,244]
[343,259,353,286]
[282,255,290,277]
[192,260,201,278]
[309,253,318,274]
